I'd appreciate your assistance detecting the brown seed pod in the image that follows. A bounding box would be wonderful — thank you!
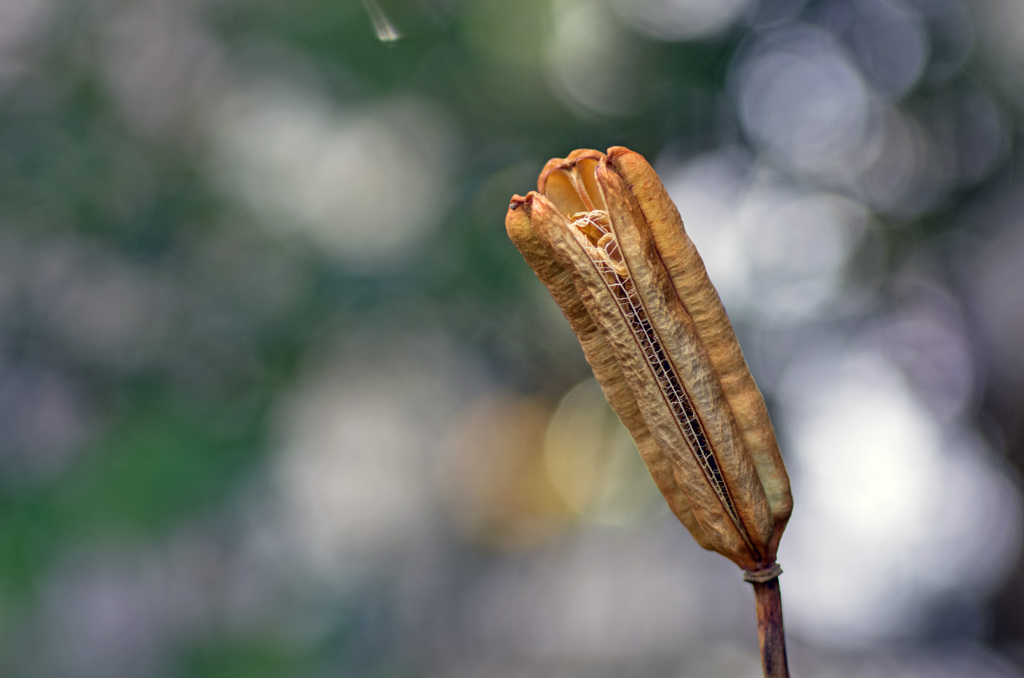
[505,147,792,573]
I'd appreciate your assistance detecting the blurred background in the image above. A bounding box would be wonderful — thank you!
[2,0,1024,675]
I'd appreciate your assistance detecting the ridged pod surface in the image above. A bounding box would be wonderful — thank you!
[505,147,792,573]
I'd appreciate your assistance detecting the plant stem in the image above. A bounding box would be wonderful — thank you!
[751,575,790,678]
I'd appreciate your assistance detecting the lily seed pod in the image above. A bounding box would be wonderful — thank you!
[506,147,793,678]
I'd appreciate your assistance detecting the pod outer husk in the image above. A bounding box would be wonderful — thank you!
[605,148,792,558]
[508,146,793,571]
[505,194,710,546]
[594,159,775,566]
[526,192,758,568]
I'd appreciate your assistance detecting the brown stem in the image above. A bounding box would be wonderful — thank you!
[751,575,790,678]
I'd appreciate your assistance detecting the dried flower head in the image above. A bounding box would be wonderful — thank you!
[505,147,792,574]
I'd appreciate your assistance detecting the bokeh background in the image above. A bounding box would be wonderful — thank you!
[2,0,1024,675]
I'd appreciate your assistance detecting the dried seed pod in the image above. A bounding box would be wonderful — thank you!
[505,147,792,573]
